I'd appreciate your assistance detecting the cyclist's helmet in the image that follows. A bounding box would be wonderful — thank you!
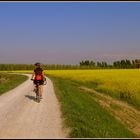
[34,62,41,67]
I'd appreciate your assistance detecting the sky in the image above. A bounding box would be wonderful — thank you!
[0,1,140,65]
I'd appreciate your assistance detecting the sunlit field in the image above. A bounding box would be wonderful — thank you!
[45,69,140,108]
[45,69,140,138]
[2,69,139,137]
[4,69,140,108]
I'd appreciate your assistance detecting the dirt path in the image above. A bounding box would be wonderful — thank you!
[79,86,140,137]
[0,74,68,139]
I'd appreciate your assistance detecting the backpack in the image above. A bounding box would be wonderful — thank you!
[35,67,43,81]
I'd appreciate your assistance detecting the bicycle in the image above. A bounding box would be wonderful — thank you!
[31,79,41,103]
[35,81,41,103]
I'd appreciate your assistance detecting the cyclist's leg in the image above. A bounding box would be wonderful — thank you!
[39,81,42,95]
[33,80,37,92]
[41,80,44,96]
[39,85,43,97]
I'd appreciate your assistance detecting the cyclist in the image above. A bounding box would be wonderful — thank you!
[31,62,45,99]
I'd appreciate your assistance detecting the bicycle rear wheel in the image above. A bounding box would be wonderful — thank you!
[36,88,40,103]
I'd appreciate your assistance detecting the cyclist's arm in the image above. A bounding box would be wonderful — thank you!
[31,72,35,79]
[42,70,45,76]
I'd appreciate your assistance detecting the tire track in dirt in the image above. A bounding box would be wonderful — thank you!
[79,86,140,137]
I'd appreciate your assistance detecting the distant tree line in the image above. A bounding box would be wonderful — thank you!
[79,59,140,69]
[0,59,140,71]
[0,64,81,71]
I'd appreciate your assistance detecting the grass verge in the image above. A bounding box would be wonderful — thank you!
[48,75,136,138]
[0,73,28,95]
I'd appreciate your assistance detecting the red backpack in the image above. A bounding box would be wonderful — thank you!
[34,67,43,81]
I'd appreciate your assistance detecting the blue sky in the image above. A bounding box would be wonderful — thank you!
[0,2,140,64]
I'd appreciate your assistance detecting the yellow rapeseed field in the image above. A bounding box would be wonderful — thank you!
[45,69,140,103]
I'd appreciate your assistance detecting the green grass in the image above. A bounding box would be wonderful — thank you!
[48,75,136,138]
[0,73,28,95]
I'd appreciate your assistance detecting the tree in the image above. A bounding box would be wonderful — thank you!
[135,59,140,68]
[97,62,102,67]
[125,59,131,68]
[90,61,96,67]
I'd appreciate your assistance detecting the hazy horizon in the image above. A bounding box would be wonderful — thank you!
[0,2,140,65]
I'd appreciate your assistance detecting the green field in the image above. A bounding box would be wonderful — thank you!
[45,69,140,138]
[3,69,140,138]
[0,73,28,95]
